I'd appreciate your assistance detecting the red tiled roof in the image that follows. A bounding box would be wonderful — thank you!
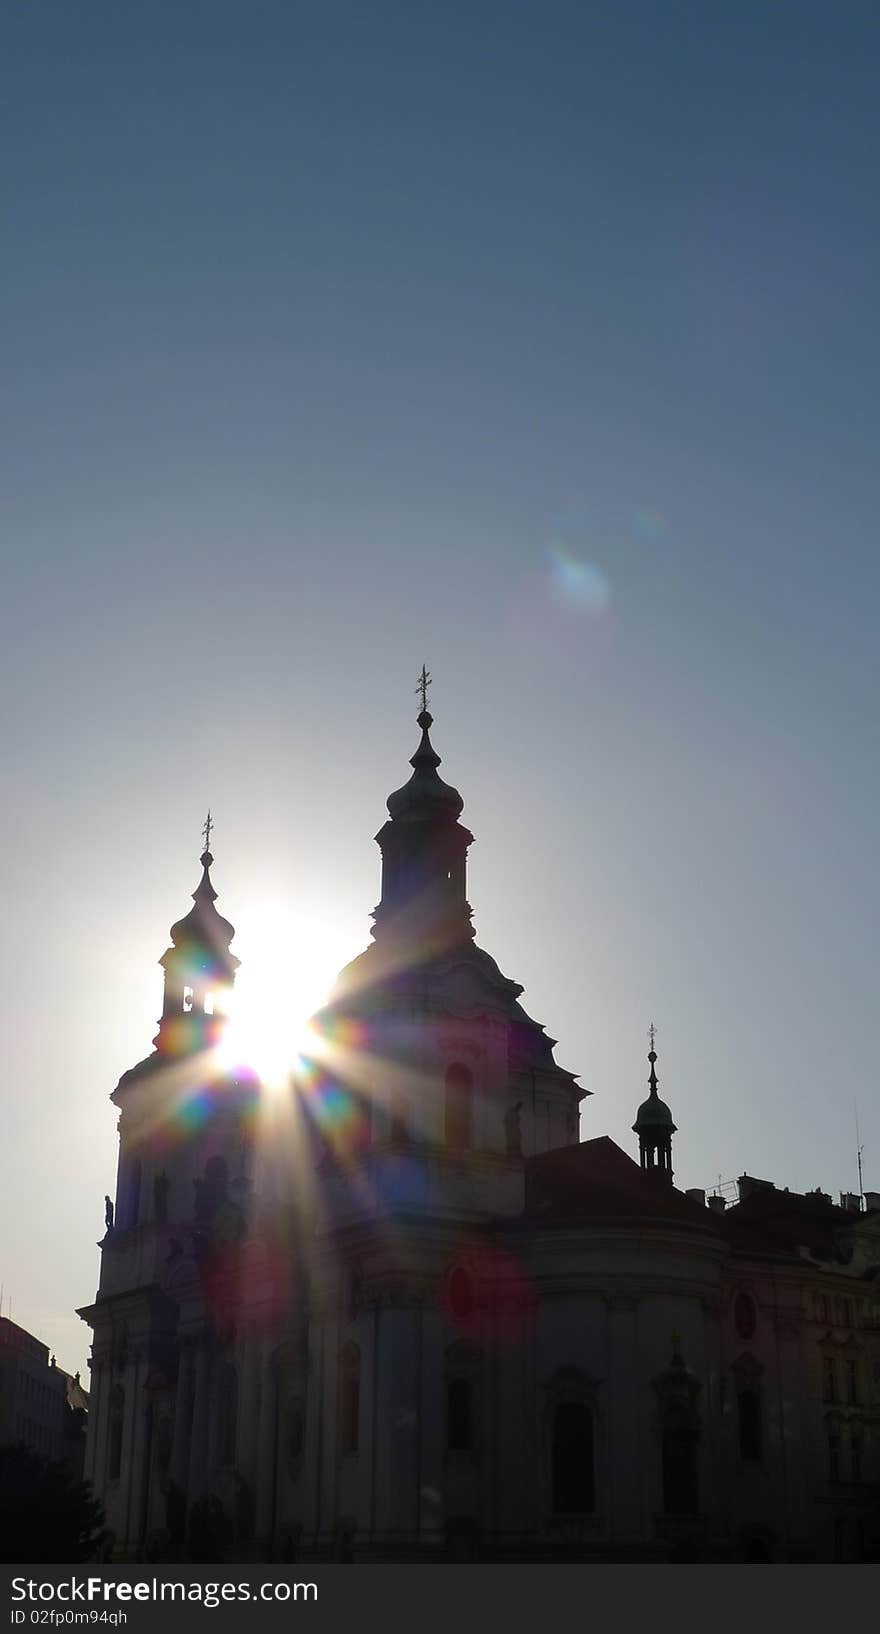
[525,1137,722,1231]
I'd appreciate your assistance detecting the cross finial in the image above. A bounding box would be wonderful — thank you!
[202,809,213,854]
[415,664,432,715]
[648,1022,657,1051]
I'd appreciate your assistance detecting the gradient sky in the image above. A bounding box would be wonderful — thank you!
[2,1,878,1376]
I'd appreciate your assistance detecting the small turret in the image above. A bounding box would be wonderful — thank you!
[633,1025,676,1185]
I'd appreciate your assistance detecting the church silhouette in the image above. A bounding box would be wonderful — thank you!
[78,688,880,1563]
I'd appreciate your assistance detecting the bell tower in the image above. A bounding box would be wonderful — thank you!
[371,668,475,959]
[632,1026,677,1184]
[154,813,239,1057]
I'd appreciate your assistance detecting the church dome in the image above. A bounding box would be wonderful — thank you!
[632,1048,677,1133]
[633,1092,676,1130]
[168,850,236,959]
[386,708,463,821]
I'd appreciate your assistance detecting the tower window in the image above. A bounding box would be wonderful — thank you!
[847,1359,859,1405]
[204,992,214,1015]
[182,986,194,1013]
[851,1432,862,1484]
[445,1064,473,1150]
[823,1357,836,1402]
[828,1431,840,1483]
[551,1401,595,1513]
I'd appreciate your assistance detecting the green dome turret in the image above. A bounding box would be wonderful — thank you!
[633,1029,676,1184]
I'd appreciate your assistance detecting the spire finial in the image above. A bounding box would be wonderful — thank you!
[415,664,432,718]
[201,809,213,863]
[647,1022,658,1092]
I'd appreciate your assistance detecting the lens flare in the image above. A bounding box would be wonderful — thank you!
[548,548,611,616]
[215,906,355,1089]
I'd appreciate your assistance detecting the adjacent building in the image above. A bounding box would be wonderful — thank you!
[0,1316,89,1475]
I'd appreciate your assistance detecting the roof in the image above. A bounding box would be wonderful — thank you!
[718,1185,856,1258]
[525,1137,722,1230]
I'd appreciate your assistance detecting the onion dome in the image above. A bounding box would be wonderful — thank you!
[386,708,464,821]
[153,821,239,1057]
[633,1046,677,1133]
[168,847,237,963]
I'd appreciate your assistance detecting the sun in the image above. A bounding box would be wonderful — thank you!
[216,904,350,1089]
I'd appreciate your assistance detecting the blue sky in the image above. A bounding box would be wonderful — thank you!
[1,1,878,1372]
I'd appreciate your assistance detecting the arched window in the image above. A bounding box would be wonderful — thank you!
[389,1091,410,1145]
[445,1064,473,1150]
[447,1377,473,1451]
[339,1342,360,1457]
[738,1388,762,1461]
[447,1266,475,1325]
[218,1361,238,1466]
[108,1385,125,1481]
[552,1400,595,1513]
[733,1291,756,1340]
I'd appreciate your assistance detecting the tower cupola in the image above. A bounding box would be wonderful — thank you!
[154,813,239,1055]
[633,1026,676,1184]
[372,669,475,958]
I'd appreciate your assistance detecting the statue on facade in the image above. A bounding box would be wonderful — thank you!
[104,1195,114,1234]
[504,1101,523,1157]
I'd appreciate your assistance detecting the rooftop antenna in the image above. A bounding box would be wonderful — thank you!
[856,1103,864,1207]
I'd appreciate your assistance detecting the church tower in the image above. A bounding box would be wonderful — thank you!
[78,829,286,1563]
[299,678,586,1554]
[311,675,585,1197]
[632,1028,676,1184]
[371,667,475,958]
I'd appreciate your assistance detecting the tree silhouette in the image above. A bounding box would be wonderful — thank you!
[0,1442,105,1563]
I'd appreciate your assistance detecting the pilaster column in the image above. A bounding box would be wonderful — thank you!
[170,1343,193,1495]
[607,1295,640,1540]
[239,1327,261,1480]
[85,1360,104,1485]
[122,1353,144,1554]
[372,1296,420,1541]
[254,1340,277,1555]
[93,1360,112,1500]
[187,1341,210,1502]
